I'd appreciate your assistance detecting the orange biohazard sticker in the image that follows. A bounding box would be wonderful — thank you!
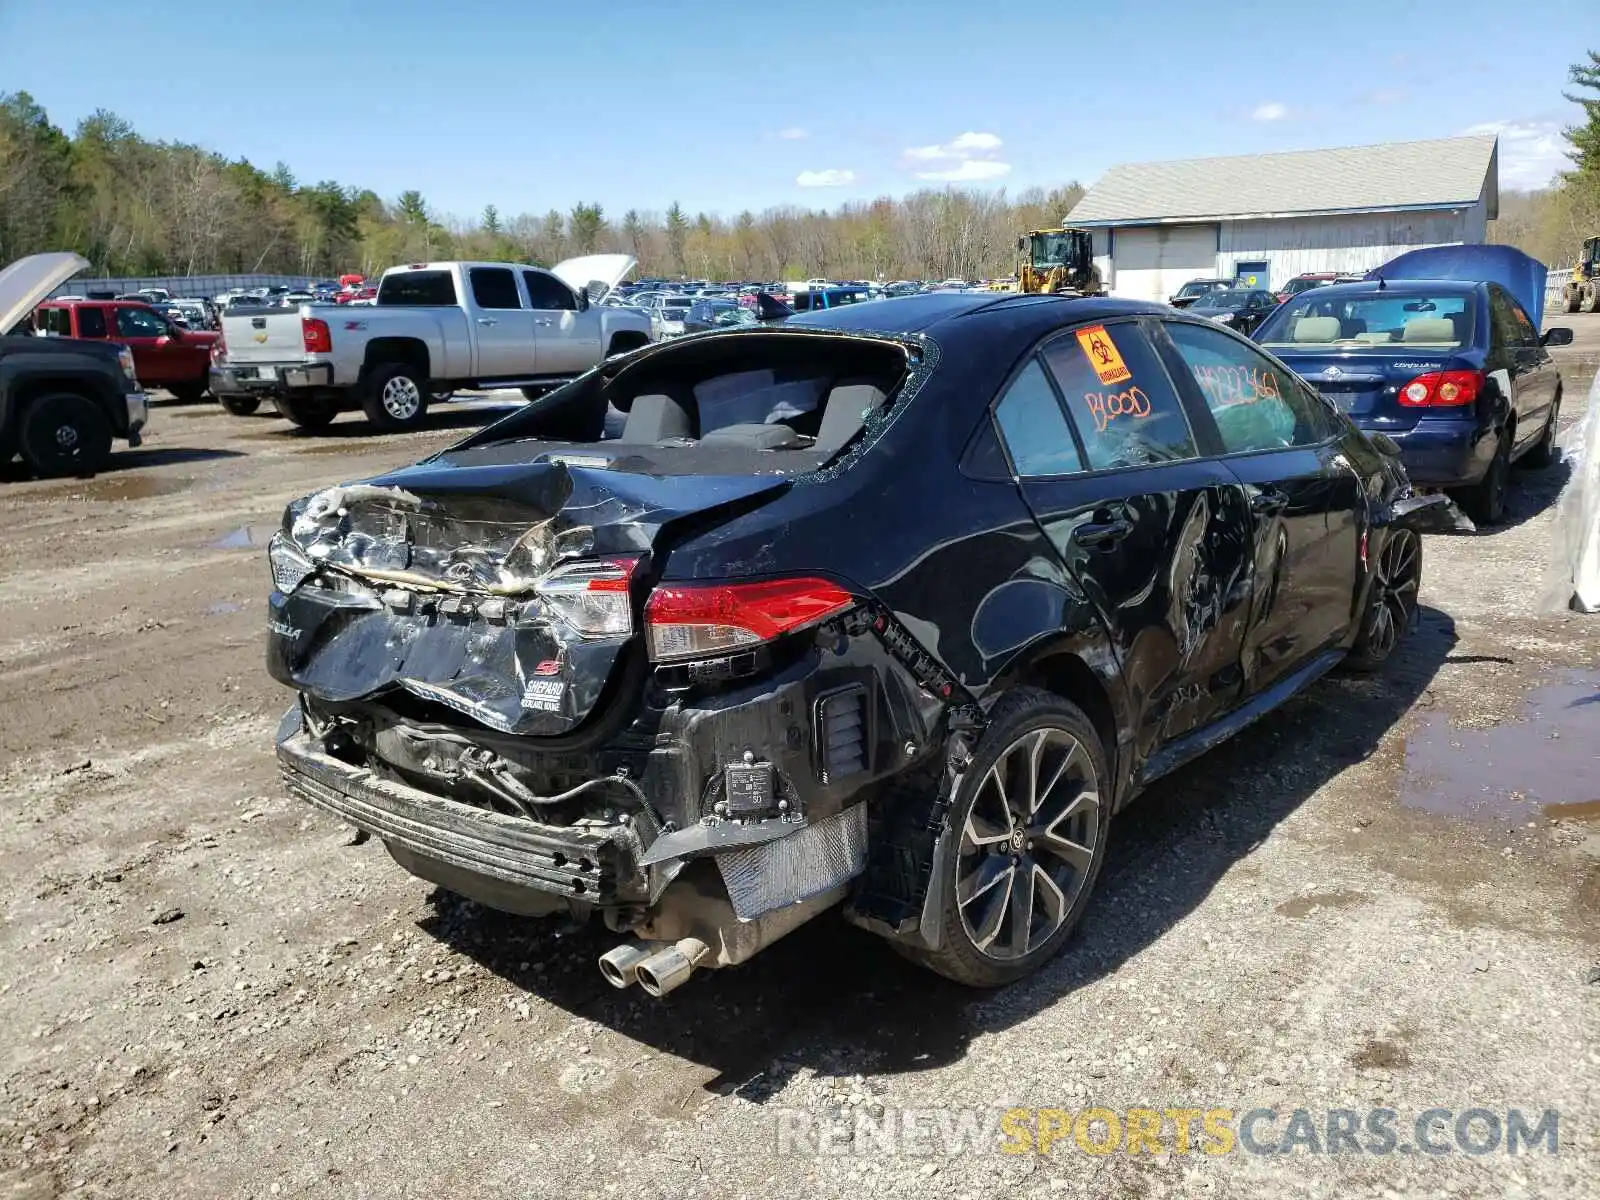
[1075,324,1133,386]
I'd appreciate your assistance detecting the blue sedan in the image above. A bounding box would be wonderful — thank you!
[1253,278,1571,524]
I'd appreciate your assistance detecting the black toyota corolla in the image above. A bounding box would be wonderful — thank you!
[267,292,1445,994]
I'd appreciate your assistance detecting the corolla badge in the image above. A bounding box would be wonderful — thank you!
[1324,366,1343,379]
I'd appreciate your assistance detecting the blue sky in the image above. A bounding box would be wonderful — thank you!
[0,0,1591,222]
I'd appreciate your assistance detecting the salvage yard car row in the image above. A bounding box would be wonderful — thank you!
[0,239,1586,1002]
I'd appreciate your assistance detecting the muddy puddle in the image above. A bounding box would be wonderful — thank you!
[17,474,198,502]
[212,525,275,550]
[1400,670,1600,821]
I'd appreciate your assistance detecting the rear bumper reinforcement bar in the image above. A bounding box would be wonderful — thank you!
[277,727,621,901]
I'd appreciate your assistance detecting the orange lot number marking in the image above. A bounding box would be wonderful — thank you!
[1076,324,1133,386]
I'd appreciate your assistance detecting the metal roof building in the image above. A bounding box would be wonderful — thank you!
[1065,135,1500,302]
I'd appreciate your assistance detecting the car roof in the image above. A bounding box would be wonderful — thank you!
[1291,278,1481,298]
[790,292,1165,336]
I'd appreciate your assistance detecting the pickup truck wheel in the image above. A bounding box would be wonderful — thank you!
[361,363,430,431]
[219,394,262,417]
[167,379,209,404]
[277,395,337,429]
[906,688,1108,988]
[19,392,113,478]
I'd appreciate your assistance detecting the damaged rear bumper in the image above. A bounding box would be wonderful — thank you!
[276,705,631,903]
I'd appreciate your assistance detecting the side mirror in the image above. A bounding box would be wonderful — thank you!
[1541,326,1573,347]
[1015,237,1025,252]
[156,334,172,345]
[574,289,590,312]
[1367,432,1403,457]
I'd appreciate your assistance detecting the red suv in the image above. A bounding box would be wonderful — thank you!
[33,299,219,402]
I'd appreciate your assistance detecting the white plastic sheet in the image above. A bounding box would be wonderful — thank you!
[1539,368,1600,614]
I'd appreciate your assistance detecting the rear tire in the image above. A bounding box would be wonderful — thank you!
[19,393,113,478]
[1453,431,1510,526]
[1522,391,1561,469]
[219,393,262,417]
[277,394,338,429]
[1585,286,1600,314]
[360,362,430,431]
[1566,289,1582,314]
[907,687,1109,988]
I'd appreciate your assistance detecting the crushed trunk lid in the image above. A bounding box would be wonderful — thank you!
[270,455,789,736]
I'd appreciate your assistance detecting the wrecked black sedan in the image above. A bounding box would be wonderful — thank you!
[269,292,1435,993]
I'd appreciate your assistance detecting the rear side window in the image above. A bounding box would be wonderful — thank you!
[377,270,458,306]
[993,359,1084,477]
[1165,321,1338,452]
[38,307,73,336]
[1039,322,1198,470]
[523,270,577,311]
[469,267,522,310]
[76,307,108,338]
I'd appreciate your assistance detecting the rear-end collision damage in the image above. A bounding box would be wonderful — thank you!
[268,337,974,996]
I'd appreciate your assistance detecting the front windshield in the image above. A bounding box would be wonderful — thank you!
[1176,282,1218,298]
[1257,291,1474,350]
[1028,232,1076,270]
[1199,290,1250,308]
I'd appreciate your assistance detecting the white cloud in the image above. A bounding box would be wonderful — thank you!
[778,127,809,140]
[900,131,1009,183]
[1460,120,1569,190]
[796,168,855,188]
[1251,102,1289,122]
[914,159,1013,183]
[903,131,1005,161]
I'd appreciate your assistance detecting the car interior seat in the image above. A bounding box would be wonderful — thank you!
[619,393,692,442]
[1290,316,1341,343]
[813,380,888,457]
[1402,318,1456,343]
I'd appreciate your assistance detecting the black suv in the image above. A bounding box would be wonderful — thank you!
[269,292,1442,993]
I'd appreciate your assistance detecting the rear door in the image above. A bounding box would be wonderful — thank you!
[523,269,599,375]
[995,318,1256,759]
[1489,284,1556,453]
[1157,319,1362,693]
[466,267,535,378]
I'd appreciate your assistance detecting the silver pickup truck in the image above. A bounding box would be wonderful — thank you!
[211,255,651,430]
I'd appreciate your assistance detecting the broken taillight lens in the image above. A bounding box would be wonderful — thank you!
[1397,370,1483,407]
[644,577,855,662]
[268,532,316,594]
[535,557,638,636]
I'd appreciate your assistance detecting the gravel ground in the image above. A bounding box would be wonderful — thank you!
[1,321,1598,1199]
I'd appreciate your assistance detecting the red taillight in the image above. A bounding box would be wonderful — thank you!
[302,316,332,354]
[1397,370,1482,407]
[644,577,855,662]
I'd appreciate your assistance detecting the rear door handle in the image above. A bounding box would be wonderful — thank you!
[1250,490,1288,516]
[533,318,554,327]
[476,317,498,327]
[1073,517,1132,548]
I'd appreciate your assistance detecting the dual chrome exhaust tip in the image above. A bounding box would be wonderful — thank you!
[598,938,708,998]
